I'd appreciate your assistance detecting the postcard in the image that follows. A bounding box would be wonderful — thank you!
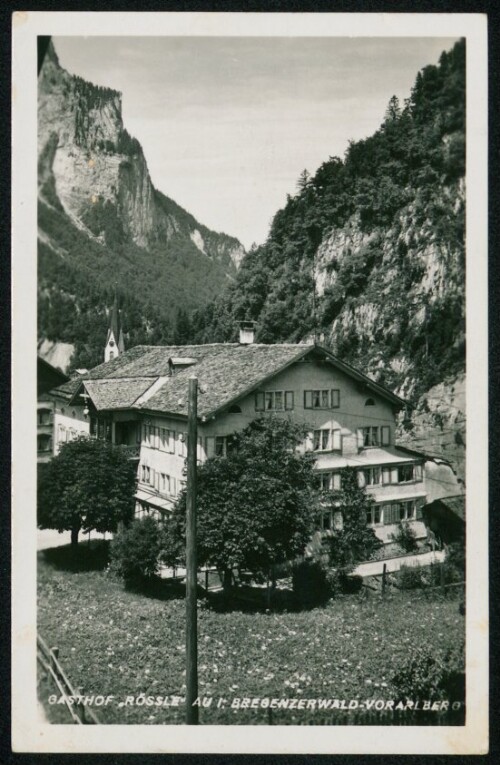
[11,10,488,754]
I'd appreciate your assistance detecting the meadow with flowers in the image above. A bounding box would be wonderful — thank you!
[38,544,464,725]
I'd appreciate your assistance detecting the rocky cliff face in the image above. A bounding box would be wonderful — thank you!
[37,42,246,370]
[38,42,244,269]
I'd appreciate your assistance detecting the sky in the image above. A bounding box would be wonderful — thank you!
[54,36,459,250]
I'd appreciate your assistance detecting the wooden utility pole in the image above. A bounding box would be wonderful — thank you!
[185,376,199,724]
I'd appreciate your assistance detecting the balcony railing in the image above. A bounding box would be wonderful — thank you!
[117,444,141,459]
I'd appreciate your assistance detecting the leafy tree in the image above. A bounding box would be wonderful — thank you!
[166,417,317,588]
[38,437,137,547]
[322,467,381,573]
[110,516,165,583]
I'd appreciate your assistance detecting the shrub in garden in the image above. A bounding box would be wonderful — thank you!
[392,642,465,703]
[292,559,332,606]
[338,572,363,594]
[110,516,164,585]
[396,563,425,590]
[446,541,465,576]
[390,521,419,553]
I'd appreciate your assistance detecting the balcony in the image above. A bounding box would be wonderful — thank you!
[118,444,141,460]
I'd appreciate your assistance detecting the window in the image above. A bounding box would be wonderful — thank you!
[358,426,390,448]
[365,398,375,406]
[312,429,341,452]
[397,464,415,483]
[37,434,52,452]
[228,404,242,413]
[255,390,294,412]
[38,409,52,426]
[365,505,382,526]
[160,473,171,495]
[381,463,421,485]
[160,428,175,453]
[359,466,382,487]
[318,471,341,491]
[381,500,417,525]
[215,435,237,457]
[321,509,343,532]
[304,389,340,409]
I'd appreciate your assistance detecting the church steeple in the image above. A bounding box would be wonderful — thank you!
[105,294,125,362]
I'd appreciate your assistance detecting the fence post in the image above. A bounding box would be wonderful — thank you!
[382,564,387,597]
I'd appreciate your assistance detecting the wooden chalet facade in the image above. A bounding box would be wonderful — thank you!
[44,333,464,549]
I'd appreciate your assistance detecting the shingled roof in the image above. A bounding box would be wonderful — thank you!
[140,344,310,418]
[48,342,406,417]
[84,378,156,411]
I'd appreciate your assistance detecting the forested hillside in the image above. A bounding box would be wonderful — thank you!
[191,41,465,408]
[37,42,244,371]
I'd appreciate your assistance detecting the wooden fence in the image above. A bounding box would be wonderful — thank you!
[37,634,99,724]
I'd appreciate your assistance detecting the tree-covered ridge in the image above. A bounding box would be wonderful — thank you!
[190,40,465,401]
[38,195,232,370]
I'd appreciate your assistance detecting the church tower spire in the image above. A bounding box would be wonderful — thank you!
[104,293,125,362]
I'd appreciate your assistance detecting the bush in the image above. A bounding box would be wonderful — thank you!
[446,541,465,575]
[427,560,463,587]
[110,516,164,584]
[391,521,419,553]
[392,642,465,702]
[292,559,332,606]
[396,563,425,590]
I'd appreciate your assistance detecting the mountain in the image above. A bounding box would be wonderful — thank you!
[190,40,466,478]
[37,41,245,371]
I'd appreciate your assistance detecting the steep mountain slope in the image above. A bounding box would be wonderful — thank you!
[194,41,465,396]
[38,42,244,371]
[191,40,465,477]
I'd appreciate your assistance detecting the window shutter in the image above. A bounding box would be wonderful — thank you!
[332,472,341,490]
[304,391,312,409]
[285,391,294,410]
[356,429,364,450]
[414,463,423,481]
[304,431,314,452]
[331,389,340,408]
[332,429,341,451]
[381,426,390,446]
[391,468,398,484]
[357,470,366,488]
[382,467,391,485]
[255,392,264,412]
[205,436,215,458]
[171,477,176,496]
[155,427,160,450]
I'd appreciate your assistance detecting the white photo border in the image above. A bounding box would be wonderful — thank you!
[12,10,488,754]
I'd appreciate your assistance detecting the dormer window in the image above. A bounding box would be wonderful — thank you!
[228,405,242,413]
[365,398,375,406]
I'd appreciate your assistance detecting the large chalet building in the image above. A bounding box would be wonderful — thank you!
[42,322,462,549]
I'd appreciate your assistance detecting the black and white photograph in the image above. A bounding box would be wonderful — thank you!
[11,11,488,755]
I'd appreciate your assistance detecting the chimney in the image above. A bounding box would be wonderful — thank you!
[239,320,256,345]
